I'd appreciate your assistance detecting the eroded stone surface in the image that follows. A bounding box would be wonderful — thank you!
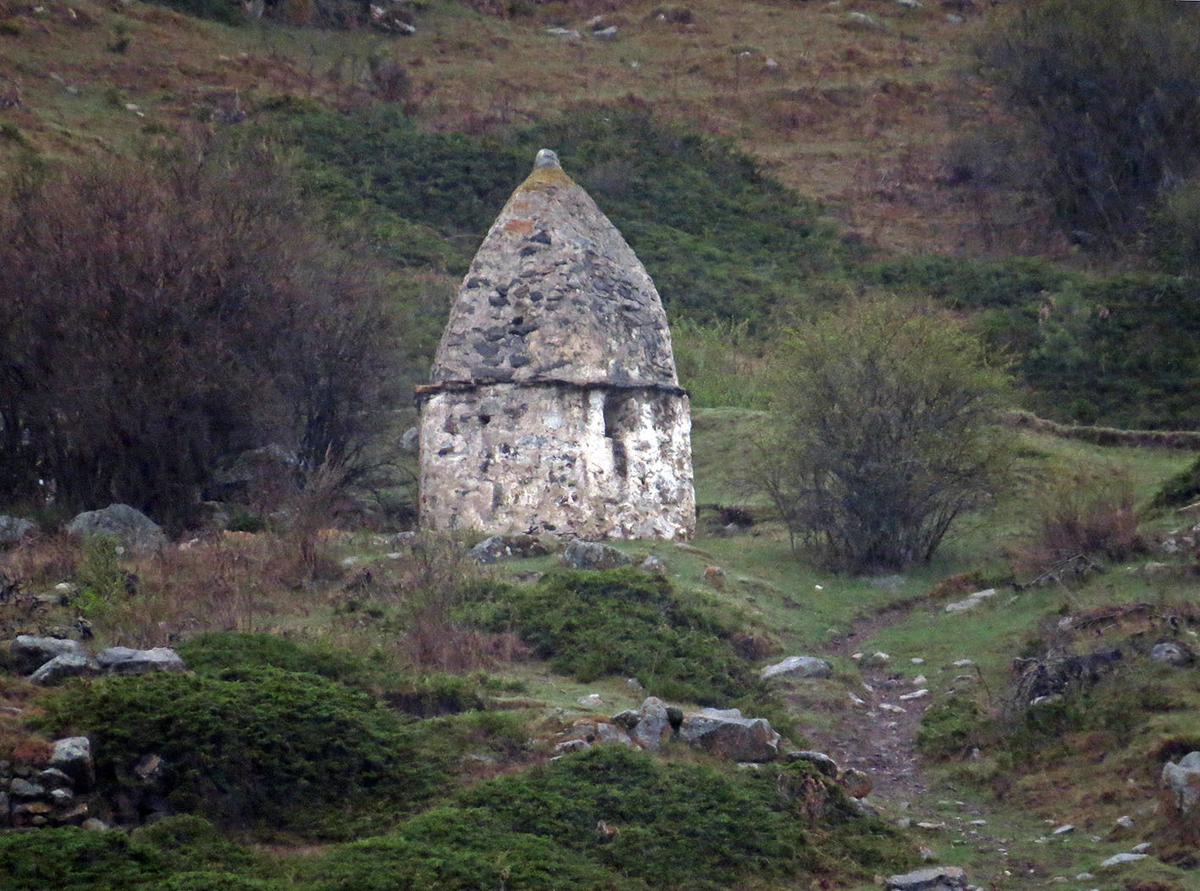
[418,151,695,540]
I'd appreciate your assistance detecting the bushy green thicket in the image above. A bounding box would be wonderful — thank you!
[306,747,912,891]
[38,666,442,838]
[0,817,279,891]
[177,631,376,687]
[466,568,756,704]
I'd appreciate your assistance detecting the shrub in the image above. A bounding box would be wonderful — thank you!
[177,631,374,688]
[308,747,913,891]
[978,0,1200,245]
[466,569,757,705]
[750,297,1012,571]
[917,697,983,759]
[37,667,442,838]
[0,141,404,529]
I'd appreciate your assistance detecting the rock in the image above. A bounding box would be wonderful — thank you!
[899,689,929,701]
[946,13,964,23]
[400,426,420,453]
[896,0,922,7]
[10,635,87,674]
[49,787,73,805]
[862,651,891,668]
[82,817,110,831]
[55,802,89,825]
[592,25,618,39]
[9,777,45,799]
[0,515,34,544]
[839,767,873,799]
[678,708,780,762]
[562,540,632,570]
[945,589,999,613]
[1053,824,1075,834]
[1150,640,1194,666]
[577,693,603,708]
[133,754,165,783]
[38,768,73,790]
[545,26,581,40]
[785,750,839,777]
[844,10,885,30]
[638,556,665,574]
[595,722,634,747]
[884,866,968,890]
[96,646,186,675]
[1100,852,1147,868]
[703,565,726,588]
[30,652,100,685]
[1162,750,1200,814]
[761,655,833,681]
[554,738,591,754]
[65,504,167,552]
[1115,815,1135,829]
[1131,842,1151,853]
[469,536,508,564]
[631,696,672,751]
[50,737,94,789]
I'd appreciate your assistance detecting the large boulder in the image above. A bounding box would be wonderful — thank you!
[49,737,94,789]
[1162,750,1200,814]
[884,866,968,891]
[30,653,100,685]
[631,697,673,751]
[761,655,832,681]
[10,636,87,674]
[96,646,186,675]
[678,708,780,762]
[1150,640,1194,667]
[0,515,34,544]
[65,504,167,552]
[562,540,632,570]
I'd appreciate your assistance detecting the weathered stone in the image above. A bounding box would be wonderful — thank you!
[761,655,833,681]
[839,767,873,799]
[417,150,695,541]
[884,866,968,890]
[611,709,641,731]
[134,754,166,783]
[1100,852,1147,868]
[82,817,110,831]
[49,737,94,789]
[38,768,74,790]
[9,777,44,799]
[0,515,34,544]
[65,503,167,551]
[639,555,665,574]
[632,696,672,751]
[944,588,999,613]
[97,646,186,675]
[1150,640,1194,666]
[49,787,73,805]
[678,708,781,762]
[1162,750,1200,814]
[554,738,591,754]
[469,536,508,564]
[561,540,633,570]
[31,652,100,685]
[785,750,839,777]
[594,722,634,747]
[10,635,87,674]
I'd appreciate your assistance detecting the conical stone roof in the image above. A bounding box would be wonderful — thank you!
[429,149,681,390]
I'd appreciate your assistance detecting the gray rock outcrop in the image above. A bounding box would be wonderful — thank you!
[1162,750,1200,814]
[1150,640,1194,666]
[96,646,186,675]
[678,707,781,762]
[0,515,34,544]
[65,504,167,552]
[884,866,968,890]
[10,636,87,674]
[761,655,833,681]
[562,540,633,570]
[49,737,94,789]
[30,653,100,685]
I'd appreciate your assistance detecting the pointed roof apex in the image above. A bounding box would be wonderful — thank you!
[428,152,680,389]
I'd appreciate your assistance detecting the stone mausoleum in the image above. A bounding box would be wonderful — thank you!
[416,149,695,540]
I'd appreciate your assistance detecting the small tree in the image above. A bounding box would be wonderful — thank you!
[751,299,1011,572]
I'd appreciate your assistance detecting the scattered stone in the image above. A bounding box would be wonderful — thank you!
[899,689,929,701]
[1150,640,1194,666]
[703,565,726,588]
[96,646,186,675]
[760,655,833,681]
[848,693,867,707]
[839,767,872,799]
[1074,874,1093,881]
[844,10,885,30]
[82,817,110,831]
[545,26,581,40]
[1053,824,1075,834]
[49,737,94,789]
[594,722,634,747]
[914,821,946,830]
[554,738,591,754]
[399,426,419,453]
[9,778,45,799]
[884,865,968,890]
[911,657,925,664]
[946,13,964,23]
[785,750,839,777]
[592,25,618,39]
[0,515,34,544]
[639,555,665,574]
[678,707,780,762]
[1115,815,1135,829]
[879,703,906,713]
[577,693,603,708]
[469,536,508,564]
[31,652,100,685]
[38,768,73,790]
[49,788,73,805]
[1099,852,1147,868]
[913,674,927,685]
[945,589,999,613]
[561,540,632,570]
[896,0,922,7]
[1131,842,1151,853]
[626,677,644,691]
[952,659,974,667]
[862,651,891,668]
[10,636,87,674]
[65,504,167,552]
[1162,751,1200,814]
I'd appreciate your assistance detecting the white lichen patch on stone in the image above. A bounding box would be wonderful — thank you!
[417,150,695,540]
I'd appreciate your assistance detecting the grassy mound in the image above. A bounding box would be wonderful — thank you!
[306,746,913,891]
[38,665,442,839]
[467,568,758,705]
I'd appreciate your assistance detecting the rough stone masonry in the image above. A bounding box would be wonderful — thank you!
[417,149,695,539]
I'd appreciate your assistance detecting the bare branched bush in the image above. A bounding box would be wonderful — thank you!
[0,140,405,530]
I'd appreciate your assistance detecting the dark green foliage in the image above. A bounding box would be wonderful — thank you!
[917,697,982,759]
[468,568,757,704]
[177,631,374,688]
[978,0,1200,245]
[1152,455,1200,510]
[0,818,275,891]
[37,667,442,838]
[309,747,912,891]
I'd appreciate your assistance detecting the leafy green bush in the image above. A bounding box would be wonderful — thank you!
[467,569,757,704]
[917,697,983,759]
[308,747,912,891]
[38,668,443,838]
[177,631,374,688]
